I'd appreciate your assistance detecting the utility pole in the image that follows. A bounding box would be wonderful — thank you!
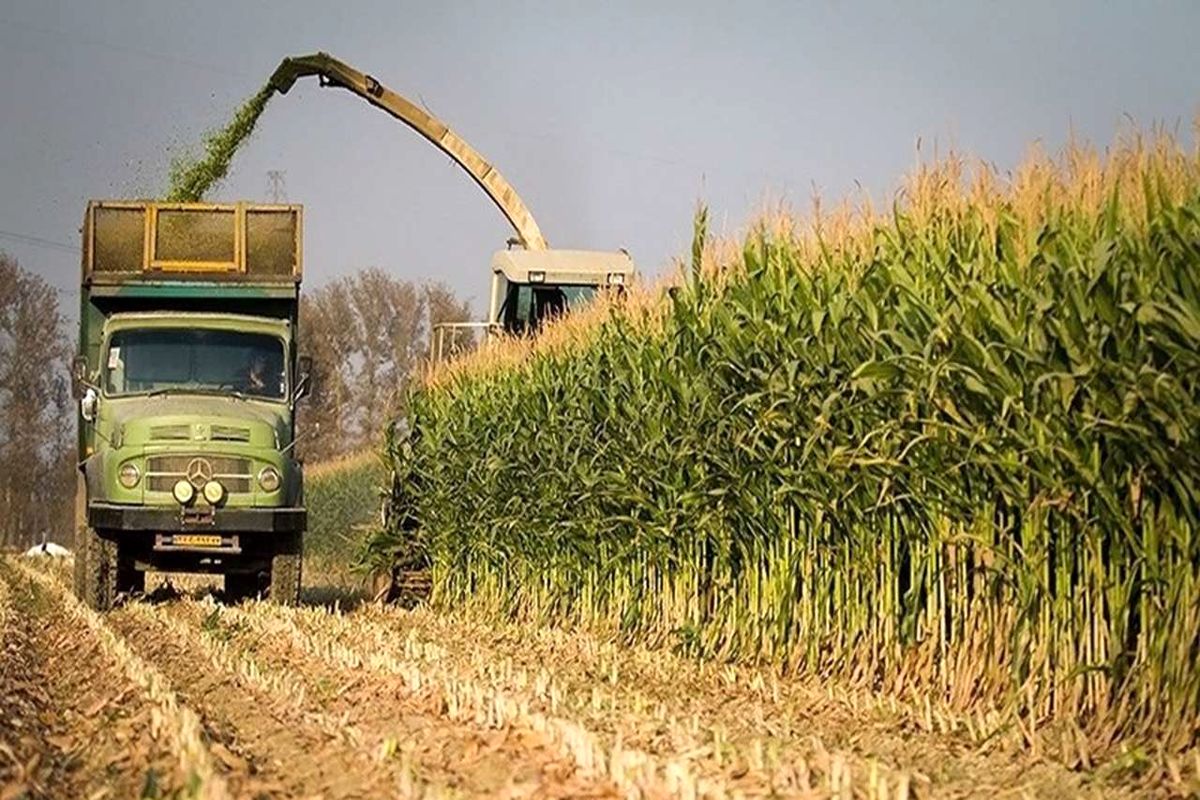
[266,170,288,203]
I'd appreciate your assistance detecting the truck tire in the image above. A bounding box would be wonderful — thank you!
[76,528,142,611]
[268,535,302,606]
[78,527,117,612]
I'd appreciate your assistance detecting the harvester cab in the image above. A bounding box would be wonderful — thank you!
[429,249,634,361]
[489,248,634,334]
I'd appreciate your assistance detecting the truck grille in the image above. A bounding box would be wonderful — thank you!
[210,425,251,442]
[149,425,191,441]
[146,455,253,493]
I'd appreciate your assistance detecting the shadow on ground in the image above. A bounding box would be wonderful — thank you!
[130,571,373,611]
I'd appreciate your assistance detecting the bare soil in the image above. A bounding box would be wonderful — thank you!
[0,560,182,800]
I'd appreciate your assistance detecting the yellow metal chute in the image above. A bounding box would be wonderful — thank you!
[268,52,549,252]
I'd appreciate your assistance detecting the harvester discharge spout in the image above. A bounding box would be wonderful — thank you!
[266,51,548,251]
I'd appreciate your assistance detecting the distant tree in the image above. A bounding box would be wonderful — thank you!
[424,282,476,360]
[0,253,73,548]
[299,270,472,461]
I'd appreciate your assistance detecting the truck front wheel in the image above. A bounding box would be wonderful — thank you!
[78,527,116,611]
[75,528,142,612]
[268,534,302,606]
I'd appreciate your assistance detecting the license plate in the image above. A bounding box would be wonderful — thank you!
[174,534,223,548]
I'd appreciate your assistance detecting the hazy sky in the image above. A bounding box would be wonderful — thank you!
[1,1,1198,316]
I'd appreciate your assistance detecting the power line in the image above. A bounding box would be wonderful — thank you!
[0,228,77,254]
[0,17,253,80]
[0,229,80,296]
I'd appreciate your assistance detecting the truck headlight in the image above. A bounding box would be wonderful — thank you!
[257,466,281,493]
[173,480,195,505]
[203,480,226,505]
[607,272,626,286]
[118,463,141,488]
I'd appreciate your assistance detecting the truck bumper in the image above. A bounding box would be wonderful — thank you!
[88,502,306,534]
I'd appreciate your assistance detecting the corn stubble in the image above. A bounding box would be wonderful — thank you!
[377,126,1200,757]
[12,560,229,799]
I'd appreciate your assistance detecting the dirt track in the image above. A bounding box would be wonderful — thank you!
[0,556,1176,799]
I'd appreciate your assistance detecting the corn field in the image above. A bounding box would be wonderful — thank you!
[304,449,385,559]
[378,129,1200,756]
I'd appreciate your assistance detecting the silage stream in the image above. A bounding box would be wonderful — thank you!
[166,84,274,202]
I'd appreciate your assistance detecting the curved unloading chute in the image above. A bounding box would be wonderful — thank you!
[268,52,549,251]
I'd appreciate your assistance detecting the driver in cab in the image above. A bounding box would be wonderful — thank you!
[237,354,280,397]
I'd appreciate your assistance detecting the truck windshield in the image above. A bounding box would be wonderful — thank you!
[105,329,286,400]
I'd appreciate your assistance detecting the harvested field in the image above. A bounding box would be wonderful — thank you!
[2,554,1191,798]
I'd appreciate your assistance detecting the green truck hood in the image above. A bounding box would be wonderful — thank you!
[106,395,289,450]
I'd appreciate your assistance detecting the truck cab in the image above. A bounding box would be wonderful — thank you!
[73,201,308,610]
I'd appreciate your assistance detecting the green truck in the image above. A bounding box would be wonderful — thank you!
[71,201,310,610]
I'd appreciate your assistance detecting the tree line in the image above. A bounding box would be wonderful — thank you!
[0,251,470,548]
[298,269,473,460]
[0,253,73,549]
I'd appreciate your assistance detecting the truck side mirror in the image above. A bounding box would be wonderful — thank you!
[80,387,98,423]
[294,355,313,401]
[71,355,90,399]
